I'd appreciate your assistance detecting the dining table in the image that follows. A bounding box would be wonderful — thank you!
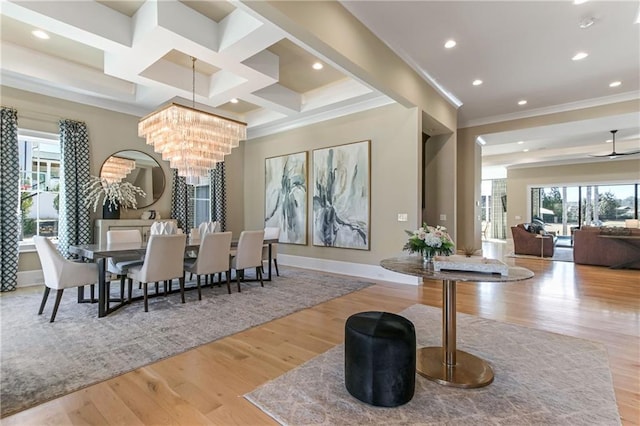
[68,237,279,317]
[380,255,534,389]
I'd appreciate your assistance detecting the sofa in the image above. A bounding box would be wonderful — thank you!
[511,223,556,257]
[573,226,640,269]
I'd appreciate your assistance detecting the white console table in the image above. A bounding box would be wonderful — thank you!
[94,219,178,244]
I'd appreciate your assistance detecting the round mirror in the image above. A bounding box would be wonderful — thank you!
[100,150,165,209]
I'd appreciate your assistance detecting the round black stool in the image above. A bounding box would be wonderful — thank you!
[344,311,416,407]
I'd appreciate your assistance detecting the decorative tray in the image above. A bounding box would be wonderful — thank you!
[433,255,509,276]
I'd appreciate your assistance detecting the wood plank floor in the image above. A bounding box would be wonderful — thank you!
[3,247,639,425]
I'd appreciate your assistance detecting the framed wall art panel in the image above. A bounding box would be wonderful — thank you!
[312,140,370,250]
[265,151,308,245]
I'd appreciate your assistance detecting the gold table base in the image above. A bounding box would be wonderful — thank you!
[416,347,494,388]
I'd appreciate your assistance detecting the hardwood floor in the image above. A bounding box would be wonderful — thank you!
[3,246,639,425]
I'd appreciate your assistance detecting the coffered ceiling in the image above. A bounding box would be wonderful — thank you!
[1,0,639,171]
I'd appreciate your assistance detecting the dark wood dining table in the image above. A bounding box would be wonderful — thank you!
[68,238,278,317]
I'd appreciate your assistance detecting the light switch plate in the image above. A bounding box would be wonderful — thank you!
[440,214,446,221]
[397,213,408,222]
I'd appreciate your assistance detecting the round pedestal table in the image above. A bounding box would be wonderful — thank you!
[380,256,534,389]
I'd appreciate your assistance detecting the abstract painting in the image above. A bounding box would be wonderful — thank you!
[265,151,308,244]
[312,140,370,250]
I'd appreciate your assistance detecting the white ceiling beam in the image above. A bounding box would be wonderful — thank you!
[250,83,302,114]
[2,0,132,50]
[1,42,135,99]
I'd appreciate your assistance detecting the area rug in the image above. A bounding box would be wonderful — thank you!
[0,267,373,418]
[245,304,620,425]
[508,246,574,262]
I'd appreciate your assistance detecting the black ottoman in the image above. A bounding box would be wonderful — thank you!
[344,311,416,407]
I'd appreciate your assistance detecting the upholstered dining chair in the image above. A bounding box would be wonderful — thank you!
[150,221,178,235]
[106,229,143,301]
[230,230,265,292]
[198,221,220,238]
[33,236,99,322]
[126,234,187,312]
[262,226,280,277]
[184,231,233,298]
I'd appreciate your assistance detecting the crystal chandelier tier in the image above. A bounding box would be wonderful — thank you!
[138,57,246,184]
[100,156,136,183]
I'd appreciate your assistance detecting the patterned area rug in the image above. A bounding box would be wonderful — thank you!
[0,267,373,417]
[246,304,620,425]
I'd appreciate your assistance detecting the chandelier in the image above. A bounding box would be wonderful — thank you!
[138,57,246,184]
[100,156,136,183]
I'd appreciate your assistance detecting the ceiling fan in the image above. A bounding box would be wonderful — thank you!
[590,130,640,159]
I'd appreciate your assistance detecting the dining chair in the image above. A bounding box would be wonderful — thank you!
[150,221,178,235]
[184,231,233,299]
[262,226,280,277]
[230,230,265,292]
[33,236,99,322]
[106,229,143,301]
[126,234,187,312]
[198,221,220,238]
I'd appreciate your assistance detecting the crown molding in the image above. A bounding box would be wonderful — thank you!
[462,91,640,129]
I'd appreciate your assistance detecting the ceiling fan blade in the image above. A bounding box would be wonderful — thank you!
[589,150,640,158]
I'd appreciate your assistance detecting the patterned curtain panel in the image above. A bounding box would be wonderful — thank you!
[170,169,192,232]
[0,107,20,292]
[209,162,227,231]
[58,119,91,258]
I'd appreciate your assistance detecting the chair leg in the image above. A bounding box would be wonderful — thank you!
[120,276,126,302]
[127,278,133,303]
[179,276,185,303]
[257,267,264,287]
[163,280,168,296]
[225,270,231,294]
[274,259,279,276]
[50,289,64,323]
[90,284,95,302]
[196,275,202,301]
[218,272,222,287]
[38,287,50,315]
[143,282,148,312]
[236,269,242,293]
[155,282,159,295]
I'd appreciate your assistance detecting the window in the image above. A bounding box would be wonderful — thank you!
[192,182,210,229]
[18,131,60,243]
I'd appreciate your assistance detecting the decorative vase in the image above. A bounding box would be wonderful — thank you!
[422,251,434,266]
[103,202,120,219]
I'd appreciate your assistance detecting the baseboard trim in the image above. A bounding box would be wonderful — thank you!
[17,270,44,288]
[278,254,421,285]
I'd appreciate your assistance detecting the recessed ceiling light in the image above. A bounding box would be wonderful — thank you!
[517,141,524,145]
[573,0,588,4]
[609,81,622,88]
[32,29,50,40]
[444,40,456,49]
[472,79,483,86]
[606,139,613,143]
[523,149,530,152]
[572,52,588,61]
[312,62,323,70]
[518,100,527,106]
[230,98,239,104]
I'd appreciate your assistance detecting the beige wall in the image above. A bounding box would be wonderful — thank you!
[424,133,457,242]
[244,103,421,265]
[507,160,640,229]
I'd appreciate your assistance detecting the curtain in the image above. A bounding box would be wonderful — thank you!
[58,119,91,258]
[0,107,20,292]
[209,162,227,231]
[171,169,193,232]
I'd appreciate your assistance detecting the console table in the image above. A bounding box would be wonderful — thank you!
[380,256,534,388]
[94,219,178,244]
